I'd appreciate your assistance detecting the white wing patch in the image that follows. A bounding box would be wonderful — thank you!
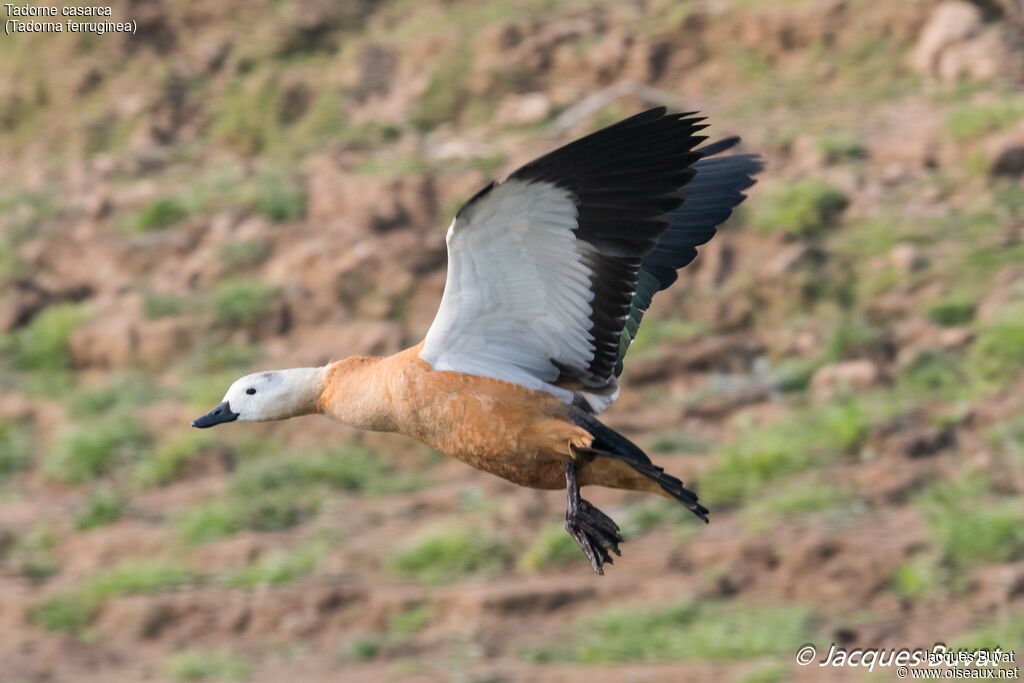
[420,179,595,401]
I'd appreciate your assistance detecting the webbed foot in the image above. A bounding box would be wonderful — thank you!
[564,462,623,575]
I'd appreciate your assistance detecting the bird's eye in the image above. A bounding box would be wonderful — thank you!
[246,388,256,395]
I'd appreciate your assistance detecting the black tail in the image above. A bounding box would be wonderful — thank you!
[570,408,709,522]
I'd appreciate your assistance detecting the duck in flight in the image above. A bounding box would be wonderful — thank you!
[192,107,762,574]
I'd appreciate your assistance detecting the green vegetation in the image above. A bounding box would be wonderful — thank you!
[817,133,868,163]
[225,540,325,590]
[220,238,273,273]
[251,174,306,222]
[954,614,1024,651]
[68,374,155,417]
[164,650,252,682]
[143,291,188,319]
[74,487,124,530]
[390,526,510,583]
[947,99,1024,141]
[700,399,870,506]
[133,433,216,488]
[741,481,855,531]
[518,524,581,571]
[0,420,32,484]
[891,556,942,601]
[45,416,149,484]
[753,180,848,238]
[526,602,810,663]
[210,278,280,327]
[388,603,433,637]
[738,665,789,683]
[916,476,1024,569]
[30,561,196,635]
[348,637,383,661]
[11,524,58,582]
[132,196,190,232]
[967,321,1024,386]
[1,303,87,371]
[178,446,412,544]
[619,498,696,538]
[926,297,975,327]
[647,428,708,455]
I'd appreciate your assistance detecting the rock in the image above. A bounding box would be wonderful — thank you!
[991,144,1024,178]
[889,243,928,274]
[811,360,880,398]
[494,92,552,127]
[910,1,983,75]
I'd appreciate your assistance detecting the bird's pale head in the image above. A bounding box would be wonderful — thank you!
[191,367,325,428]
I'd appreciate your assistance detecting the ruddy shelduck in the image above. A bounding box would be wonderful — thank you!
[193,108,762,573]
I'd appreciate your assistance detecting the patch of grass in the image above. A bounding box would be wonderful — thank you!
[30,561,196,635]
[738,665,789,683]
[349,636,383,661]
[74,487,124,530]
[527,602,811,663]
[219,238,273,273]
[954,615,1024,652]
[234,446,422,497]
[700,399,870,506]
[164,650,252,682]
[947,99,1024,142]
[68,374,155,417]
[250,175,305,223]
[177,489,318,545]
[817,134,868,163]
[628,319,707,359]
[824,314,888,362]
[620,498,696,538]
[133,433,217,488]
[388,603,433,637]
[518,524,581,572]
[1,303,87,371]
[741,481,854,532]
[143,291,188,319]
[12,524,58,582]
[0,420,32,483]
[390,526,510,583]
[131,196,189,232]
[926,297,975,327]
[225,540,325,590]
[45,416,149,484]
[752,180,848,238]
[967,321,1024,387]
[891,555,942,601]
[916,476,1024,569]
[210,278,280,328]
[898,351,967,399]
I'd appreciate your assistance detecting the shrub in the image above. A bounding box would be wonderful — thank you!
[210,278,280,327]
[0,420,32,483]
[45,416,149,484]
[2,303,87,370]
[967,322,1024,386]
[225,541,324,590]
[143,292,187,319]
[74,488,124,530]
[753,181,848,238]
[390,527,510,583]
[219,238,273,273]
[917,477,1024,569]
[133,433,216,488]
[388,604,433,637]
[251,176,305,223]
[947,99,1024,141]
[133,197,189,232]
[926,298,975,327]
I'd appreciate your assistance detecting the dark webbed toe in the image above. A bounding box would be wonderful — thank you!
[563,462,624,575]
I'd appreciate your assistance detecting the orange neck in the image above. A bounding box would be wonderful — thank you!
[317,355,398,432]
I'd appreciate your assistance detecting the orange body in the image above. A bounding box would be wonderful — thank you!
[317,343,661,494]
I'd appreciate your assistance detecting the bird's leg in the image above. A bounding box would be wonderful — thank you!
[564,461,623,575]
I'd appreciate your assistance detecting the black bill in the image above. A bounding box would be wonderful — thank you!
[191,401,239,428]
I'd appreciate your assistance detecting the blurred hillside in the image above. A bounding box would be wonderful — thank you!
[1,0,1024,681]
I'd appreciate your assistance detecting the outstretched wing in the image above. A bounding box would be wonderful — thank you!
[420,108,706,400]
